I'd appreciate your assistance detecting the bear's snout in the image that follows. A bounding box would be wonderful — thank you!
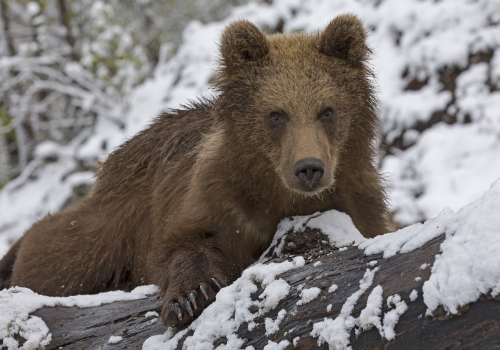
[293,158,325,191]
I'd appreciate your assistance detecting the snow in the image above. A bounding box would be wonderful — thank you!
[142,257,304,350]
[358,285,383,333]
[422,180,500,314]
[328,284,338,294]
[313,261,322,267]
[0,285,157,349]
[409,290,418,302]
[383,294,408,340]
[0,0,499,348]
[311,267,379,350]
[146,318,158,326]
[296,287,321,306]
[262,340,290,350]
[264,309,287,335]
[259,279,291,311]
[384,123,500,225]
[260,210,366,261]
[360,207,453,258]
[145,310,159,326]
[420,263,430,270]
[108,335,123,344]
[362,179,500,316]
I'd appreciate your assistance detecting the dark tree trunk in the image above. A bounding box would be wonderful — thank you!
[32,229,500,349]
[56,0,77,61]
[0,0,15,56]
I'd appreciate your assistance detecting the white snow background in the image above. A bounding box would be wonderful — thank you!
[0,0,499,349]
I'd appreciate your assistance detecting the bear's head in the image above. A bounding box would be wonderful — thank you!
[214,15,378,196]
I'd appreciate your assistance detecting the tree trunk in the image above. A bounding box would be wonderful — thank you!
[0,0,16,56]
[32,229,500,349]
[56,0,77,61]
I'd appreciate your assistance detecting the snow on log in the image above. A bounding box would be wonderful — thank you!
[2,180,500,349]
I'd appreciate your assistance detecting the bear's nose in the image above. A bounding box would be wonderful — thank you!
[293,158,325,191]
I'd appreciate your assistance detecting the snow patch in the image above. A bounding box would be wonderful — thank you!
[108,335,123,344]
[383,294,408,340]
[420,263,430,270]
[328,284,338,293]
[265,309,287,335]
[358,285,384,333]
[362,179,500,316]
[259,278,291,311]
[263,340,290,350]
[311,267,379,350]
[260,210,366,261]
[360,207,452,258]
[297,287,321,306]
[423,179,500,314]
[0,285,157,349]
[143,257,304,350]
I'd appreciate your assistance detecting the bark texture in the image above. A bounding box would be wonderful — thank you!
[32,229,500,349]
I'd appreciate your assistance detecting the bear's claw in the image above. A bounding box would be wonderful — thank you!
[211,277,224,290]
[163,277,226,328]
[199,283,209,300]
[187,291,197,309]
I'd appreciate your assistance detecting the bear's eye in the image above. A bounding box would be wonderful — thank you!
[320,108,335,121]
[269,112,284,125]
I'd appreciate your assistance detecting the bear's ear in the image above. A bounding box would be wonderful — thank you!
[220,20,269,69]
[318,14,370,65]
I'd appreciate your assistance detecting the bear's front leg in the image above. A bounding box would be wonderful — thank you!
[149,233,242,328]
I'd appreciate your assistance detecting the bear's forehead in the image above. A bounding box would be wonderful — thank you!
[267,33,322,64]
[253,34,353,116]
[258,34,337,93]
[261,33,341,85]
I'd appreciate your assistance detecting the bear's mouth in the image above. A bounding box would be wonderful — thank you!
[282,173,335,197]
[289,182,333,196]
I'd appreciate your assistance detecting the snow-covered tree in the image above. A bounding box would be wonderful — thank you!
[0,0,246,183]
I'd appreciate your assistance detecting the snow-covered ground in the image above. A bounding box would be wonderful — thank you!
[0,0,499,348]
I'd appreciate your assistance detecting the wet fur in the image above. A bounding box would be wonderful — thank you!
[0,15,387,325]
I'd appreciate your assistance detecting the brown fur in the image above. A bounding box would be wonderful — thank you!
[0,15,387,326]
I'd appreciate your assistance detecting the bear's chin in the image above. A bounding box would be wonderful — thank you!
[284,180,334,197]
[292,186,329,197]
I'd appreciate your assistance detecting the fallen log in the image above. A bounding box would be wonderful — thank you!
[30,226,500,349]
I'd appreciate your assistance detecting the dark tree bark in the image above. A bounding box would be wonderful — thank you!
[56,0,77,61]
[0,0,15,56]
[32,229,500,350]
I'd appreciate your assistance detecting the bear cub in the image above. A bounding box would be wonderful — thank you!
[0,15,387,327]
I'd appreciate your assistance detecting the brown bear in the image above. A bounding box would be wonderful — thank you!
[0,15,387,327]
